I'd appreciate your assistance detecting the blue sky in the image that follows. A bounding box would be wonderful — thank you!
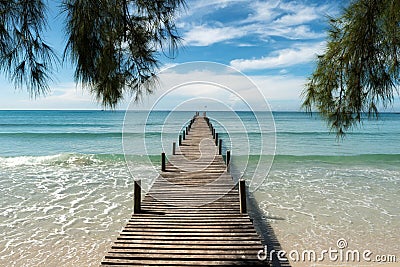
[1,0,397,111]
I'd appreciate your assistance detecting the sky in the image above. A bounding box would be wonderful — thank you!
[0,0,398,111]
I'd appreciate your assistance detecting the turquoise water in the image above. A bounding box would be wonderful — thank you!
[0,110,399,266]
[2,110,400,156]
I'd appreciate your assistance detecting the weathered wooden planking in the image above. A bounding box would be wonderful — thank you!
[100,116,267,266]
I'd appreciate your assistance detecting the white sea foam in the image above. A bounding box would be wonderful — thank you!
[0,154,64,167]
[0,153,118,169]
[0,157,135,266]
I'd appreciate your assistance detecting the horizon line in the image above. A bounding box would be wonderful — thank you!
[1,109,400,114]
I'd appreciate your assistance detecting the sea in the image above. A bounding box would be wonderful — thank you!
[0,110,399,266]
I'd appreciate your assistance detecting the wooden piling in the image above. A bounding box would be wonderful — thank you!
[172,142,176,155]
[226,150,231,165]
[239,179,247,214]
[161,152,166,172]
[133,180,141,214]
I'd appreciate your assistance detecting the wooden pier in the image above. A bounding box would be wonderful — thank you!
[101,114,266,266]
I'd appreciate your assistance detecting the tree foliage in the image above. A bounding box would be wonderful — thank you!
[0,0,185,107]
[0,0,57,97]
[302,0,400,136]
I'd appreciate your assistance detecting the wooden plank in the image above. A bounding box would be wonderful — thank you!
[104,253,261,260]
[107,248,261,255]
[101,259,266,266]
[119,232,260,237]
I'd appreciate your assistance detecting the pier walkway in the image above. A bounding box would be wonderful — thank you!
[101,115,266,266]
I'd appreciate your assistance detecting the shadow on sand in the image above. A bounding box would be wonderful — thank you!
[247,193,292,267]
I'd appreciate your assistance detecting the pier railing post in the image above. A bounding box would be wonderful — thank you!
[161,152,166,171]
[218,139,222,155]
[239,179,247,213]
[183,130,186,140]
[133,180,141,214]
[179,135,182,146]
[215,133,218,146]
[172,142,176,155]
[226,150,231,171]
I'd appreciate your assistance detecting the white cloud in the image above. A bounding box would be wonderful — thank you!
[182,22,322,47]
[0,68,306,111]
[252,75,305,100]
[182,0,249,18]
[274,7,320,26]
[245,0,281,23]
[247,1,330,25]
[183,25,247,46]
[230,42,325,71]
[126,64,306,111]
[259,25,324,40]
[4,83,105,110]
[180,1,336,46]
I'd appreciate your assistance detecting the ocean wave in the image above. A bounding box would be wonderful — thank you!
[273,154,400,163]
[0,132,180,138]
[0,123,115,127]
[226,154,400,167]
[2,153,399,168]
[0,132,124,138]
[0,153,120,167]
[0,153,163,167]
[276,131,400,136]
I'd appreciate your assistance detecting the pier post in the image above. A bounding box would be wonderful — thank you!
[183,130,186,140]
[161,152,166,172]
[215,133,218,146]
[239,179,247,213]
[133,180,141,214]
[172,142,176,155]
[226,150,231,171]
[179,135,182,146]
[219,139,222,155]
